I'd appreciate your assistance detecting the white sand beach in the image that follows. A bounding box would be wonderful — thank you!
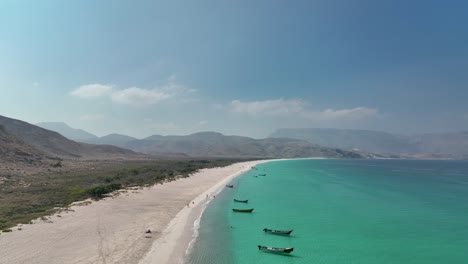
[0,160,269,264]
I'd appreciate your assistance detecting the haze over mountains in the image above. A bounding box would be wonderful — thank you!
[271,128,468,158]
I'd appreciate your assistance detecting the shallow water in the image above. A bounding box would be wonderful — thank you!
[189,159,468,263]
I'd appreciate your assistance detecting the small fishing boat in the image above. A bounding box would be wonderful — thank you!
[232,208,254,213]
[258,174,266,176]
[233,199,248,203]
[225,184,234,188]
[263,228,293,235]
[258,245,294,254]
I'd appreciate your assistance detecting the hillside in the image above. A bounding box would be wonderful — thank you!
[270,128,468,157]
[0,115,143,160]
[0,125,54,165]
[36,122,98,141]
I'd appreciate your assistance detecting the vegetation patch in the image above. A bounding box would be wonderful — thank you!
[0,158,244,229]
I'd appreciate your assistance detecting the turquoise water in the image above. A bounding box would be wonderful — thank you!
[189,159,468,263]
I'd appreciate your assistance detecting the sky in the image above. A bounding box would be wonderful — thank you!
[1,0,467,138]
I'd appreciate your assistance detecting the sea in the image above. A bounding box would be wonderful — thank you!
[188,159,468,264]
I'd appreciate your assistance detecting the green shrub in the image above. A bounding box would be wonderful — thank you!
[87,183,122,198]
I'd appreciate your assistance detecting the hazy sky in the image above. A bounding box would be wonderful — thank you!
[1,0,467,138]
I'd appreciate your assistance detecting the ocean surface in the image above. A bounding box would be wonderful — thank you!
[188,159,468,264]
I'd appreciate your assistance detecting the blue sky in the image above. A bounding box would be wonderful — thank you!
[1,0,467,138]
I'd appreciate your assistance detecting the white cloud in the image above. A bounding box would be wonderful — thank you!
[198,120,208,126]
[71,84,113,98]
[304,107,379,120]
[230,99,305,116]
[79,114,105,121]
[228,99,379,121]
[111,87,173,105]
[72,77,194,105]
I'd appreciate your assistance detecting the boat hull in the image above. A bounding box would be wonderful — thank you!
[232,208,254,213]
[263,228,293,235]
[233,199,248,203]
[258,245,294,254]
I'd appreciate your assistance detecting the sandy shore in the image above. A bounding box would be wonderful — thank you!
[0,160,270,264]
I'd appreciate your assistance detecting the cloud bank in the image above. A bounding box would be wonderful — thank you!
[230,99,305,116]
[70,78,193,105]
[71,84,113,98]
[229,99,379,121]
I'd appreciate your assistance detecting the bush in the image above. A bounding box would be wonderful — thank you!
[87,183,122,198]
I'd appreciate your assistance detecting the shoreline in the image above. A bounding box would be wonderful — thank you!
[138,159,274,264]
[0,159,272,264]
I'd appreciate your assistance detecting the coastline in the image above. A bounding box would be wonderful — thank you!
[0,160,270,264]
[138,159,273,264]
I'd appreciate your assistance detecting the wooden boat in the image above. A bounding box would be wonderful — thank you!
[232,208,254,213]
[263,228,293,235]
[225,184,234,188]
[258,245,294,254]
[233,199,248,203]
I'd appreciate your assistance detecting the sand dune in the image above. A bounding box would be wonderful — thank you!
[0,160,267,264]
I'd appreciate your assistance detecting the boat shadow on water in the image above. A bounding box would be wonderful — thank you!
[258,251,302,258]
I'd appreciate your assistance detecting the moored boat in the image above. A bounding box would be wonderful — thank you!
[263,228,293,235]
[233,199,248,203]
[225,184,234,188]
[232,208,254,213]
[258,245,294,254]
[258,174,266,176]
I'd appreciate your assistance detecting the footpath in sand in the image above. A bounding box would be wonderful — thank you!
[0,160,268,264]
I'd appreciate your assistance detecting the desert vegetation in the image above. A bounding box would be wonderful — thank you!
[0,158,244,230]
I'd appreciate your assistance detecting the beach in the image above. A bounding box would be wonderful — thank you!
[0,160,268,264]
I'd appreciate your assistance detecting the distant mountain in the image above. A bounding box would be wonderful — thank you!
[36,122,98,141]
[271,128,413,154]
[0,115,143,159]
[270,128,468,157]
[411,131,468,155]
[85,133,137,148]
[123,132,367,158]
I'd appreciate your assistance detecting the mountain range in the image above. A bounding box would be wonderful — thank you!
[0,116,371,171]
[30,120,468,159]
[270,128,468,158]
